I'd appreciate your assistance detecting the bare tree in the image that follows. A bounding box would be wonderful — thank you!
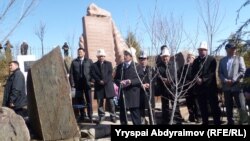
[0,0,39,43]
[197,0,224,55]
[35,21,46,56]
[138,2,210,125]
[214,0,250,54]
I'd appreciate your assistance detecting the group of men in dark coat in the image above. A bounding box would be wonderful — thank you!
[69,40,249,125]
[3,39,250,126]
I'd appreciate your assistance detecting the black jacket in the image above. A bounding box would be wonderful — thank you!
[140,66,156,109]
[114,62,143,108]
[191,55,217,93]
[91,60,115,99]
[3,68,27,109]
[69,57,93,90]
[157,61,177,97]
[178,64,194,95]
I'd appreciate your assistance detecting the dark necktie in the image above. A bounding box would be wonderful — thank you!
[80,60,83,78]
[100,63,104,78]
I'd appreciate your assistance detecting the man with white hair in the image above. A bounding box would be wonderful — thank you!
[114,47,143,125]
[91,49,116,123]
[191,41,221,125]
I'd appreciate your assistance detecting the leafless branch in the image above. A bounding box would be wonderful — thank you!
[0,0,16,22]
[197,0,224,54]
[1,0,39,43]
[236,0,250,24]
[35,21,46,56]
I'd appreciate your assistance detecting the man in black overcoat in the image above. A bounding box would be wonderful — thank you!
[114,47,143,125]
[91,49,116,123]
[69,48,93,122]
[138,51,156,124]
[192,41,221,125]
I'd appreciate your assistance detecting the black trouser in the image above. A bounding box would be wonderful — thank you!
[83,88,93,120]
[224,91,242,124]
[161,96,169,124]
[161,96,183,124]
[119,95,141,125]
[140,91,155,122]
[97,98,116,118]
[73,88,92,120]
[197,91,221,125]
[186,93,200,121]
[120,106,141,125]
[14,107,28,119]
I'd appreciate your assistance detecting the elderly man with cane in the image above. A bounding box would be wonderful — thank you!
[114,47,143,125]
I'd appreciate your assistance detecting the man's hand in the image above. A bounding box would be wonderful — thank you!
[9,103,14,108]
[225,79,233,87]
[99,80,105,85]
[244,92,250,100]
[143,83,150,89]
[121,79,131,88]
[162,78,171,85]
[196,77,202,85]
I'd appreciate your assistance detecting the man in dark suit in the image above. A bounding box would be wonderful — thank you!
[91,49,116,123]
[114,47,143,125]
[3,61,27,117]
[157,48,183,124]
[192,41,221,125]
[179,52,200,123]
[69,48,93,122]
[138,51,156,125]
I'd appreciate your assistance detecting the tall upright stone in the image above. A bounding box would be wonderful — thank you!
[81,3,130,66]
[27,47,80,140]
[83,16,116,65]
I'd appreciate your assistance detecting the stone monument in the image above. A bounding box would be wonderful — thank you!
[20,41,29,55]
[81,3,130,66]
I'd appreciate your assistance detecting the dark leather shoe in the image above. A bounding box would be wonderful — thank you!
[111,117,117,123]
[189,116,195,122]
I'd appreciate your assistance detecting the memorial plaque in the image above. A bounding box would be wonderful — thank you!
[24,61,35,72]
[27,47,80,140]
